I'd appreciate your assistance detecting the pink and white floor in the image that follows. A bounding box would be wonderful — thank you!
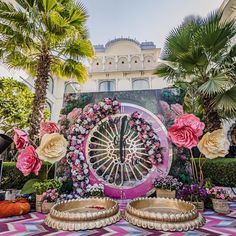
[0,202,236,236]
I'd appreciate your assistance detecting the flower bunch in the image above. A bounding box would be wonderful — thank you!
[14,121,68,177]
[41,189,59,203]
[158,100,184,126]
[167,113,230,185]
[33,179,62,195]
[86,184,104,197]
[207,187,229,200]
[178,184,208,202]
[130,111,163,164]
[66,97,120,198]
[153,175,182,191]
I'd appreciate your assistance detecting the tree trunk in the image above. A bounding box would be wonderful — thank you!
[29,51,51,142]
[202,96,221,132]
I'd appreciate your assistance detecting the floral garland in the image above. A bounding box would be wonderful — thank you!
[66,98,120,198]
[130,112,163,164]
[64,98,164,198]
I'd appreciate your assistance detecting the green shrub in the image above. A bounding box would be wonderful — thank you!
[33,179,62,195]
[201,158,236,187]
[1,162,54,190]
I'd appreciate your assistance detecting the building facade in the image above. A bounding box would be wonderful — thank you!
[81,38,168,93]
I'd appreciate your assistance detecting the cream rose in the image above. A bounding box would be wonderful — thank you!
[198,129,230,159]
[36,133,68,164]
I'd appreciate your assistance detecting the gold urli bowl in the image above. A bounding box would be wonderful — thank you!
[125,197,205,232]
[44,198,121,231]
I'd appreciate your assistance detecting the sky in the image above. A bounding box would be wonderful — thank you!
[80,0,224,48]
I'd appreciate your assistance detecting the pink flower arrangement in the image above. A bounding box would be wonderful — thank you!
[40,121,59,137]
[16,145,42,176]
[67,108,82,121]
[207,187,229,200]
[130,111,163,163]
[41,188,59,203]
[13,128,28,150]
[168,114,205,149]
[14,123,66,176]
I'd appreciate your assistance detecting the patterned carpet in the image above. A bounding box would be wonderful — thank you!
[1,203,236,236]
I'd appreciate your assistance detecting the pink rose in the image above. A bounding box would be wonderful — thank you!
[40,121,59,137]
[174,114,205,137]
[168,114,205,149]
[67,108,82,121]
[13,128,28,150]
[16,145,42,176]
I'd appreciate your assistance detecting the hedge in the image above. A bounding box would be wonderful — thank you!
[1,159,236,190]
[201,158,236,187]
[1,162,54,190]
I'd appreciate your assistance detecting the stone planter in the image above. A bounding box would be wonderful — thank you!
[212,198,230,214]
[192,201,204,211]
[36,194,43,213]
[42,202,55,214]
[156,189,176,198]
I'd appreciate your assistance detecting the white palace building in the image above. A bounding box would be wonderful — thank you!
[81,38,168,93]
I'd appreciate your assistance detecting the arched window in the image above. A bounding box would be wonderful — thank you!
[132,78,149,90]
[64,82,81,93]
[99,80,115,92]
[47,76,54,94]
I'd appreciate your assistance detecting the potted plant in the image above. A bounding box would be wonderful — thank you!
[154,175,182,198]
[86,184,104,197]
[41,188,59,214]
[207,187,230,214]
[178,184,207,211]
[33,179,62,212]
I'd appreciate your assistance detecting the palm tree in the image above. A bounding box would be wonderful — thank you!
[0,0,94,141]
[155,12,236,132]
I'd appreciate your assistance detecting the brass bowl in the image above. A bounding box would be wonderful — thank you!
[45,198,121,230]
[125,197,205,231]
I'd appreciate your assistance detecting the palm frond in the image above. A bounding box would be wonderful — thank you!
[198,72,234,96]
[59,38,94,59]
[51,59,88,83]
[5,51,37,76]
[214,86,236,118]
[42,0,57,12]
[154,63,183,81]
[196,11,236,58]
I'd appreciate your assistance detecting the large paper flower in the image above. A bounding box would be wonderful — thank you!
[36,133,68,164]
[168,114,205,149]
[16,145,42,176]
[13,128,28,150]
[40,121,59,137]
[198,129,230,159]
